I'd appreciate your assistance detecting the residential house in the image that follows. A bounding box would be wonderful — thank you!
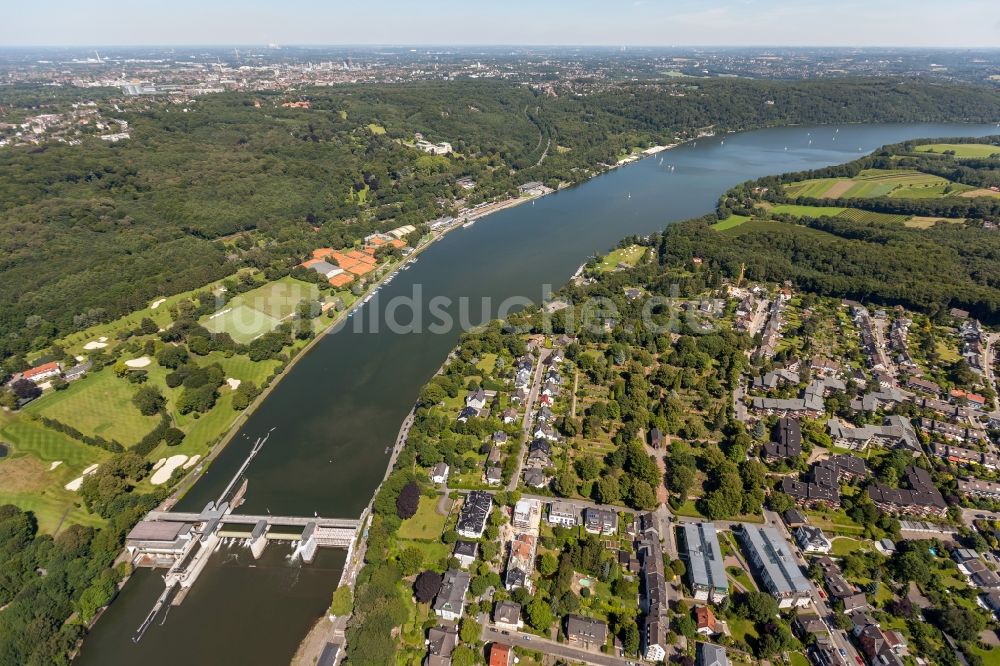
[695,606,719,636]
[512,498,540,529]
[452,540,478,569]
[425,623,459,666]
[457,492,493,538]
[762,417,802,460]
[565,615,608,649]
[431,462,450,485]
[433,571,470,622]
[522,468,548,489]
[583,507,618,535]
[485,466,502,486]
[466,388,487,411]
[547,501,579,528]
[493,601,523,631]
[488,643,512,666]
[794,525,832,554]
[697,642,730,666]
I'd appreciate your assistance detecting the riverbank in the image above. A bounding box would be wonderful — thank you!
[159,188,548,508]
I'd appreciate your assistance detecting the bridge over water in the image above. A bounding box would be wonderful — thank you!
[131,433,364,643]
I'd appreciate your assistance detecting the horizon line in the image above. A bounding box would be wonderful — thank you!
[4,43,1000,51]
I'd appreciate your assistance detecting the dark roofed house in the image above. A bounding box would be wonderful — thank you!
[425,623,459,666]
[867,466,946,518]
[523,468,548,489]
[565,615,608,648]
[494,601,522,631]
[457,491,493,538]
[583,507,618,535]
[433,571,471,622]
[649,427,664,449]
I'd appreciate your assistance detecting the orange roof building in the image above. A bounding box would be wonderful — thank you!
[488,643,512,666]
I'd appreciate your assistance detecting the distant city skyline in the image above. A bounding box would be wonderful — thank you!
[5,0,1000,48]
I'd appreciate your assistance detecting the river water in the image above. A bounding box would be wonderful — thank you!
[75,122,999,665]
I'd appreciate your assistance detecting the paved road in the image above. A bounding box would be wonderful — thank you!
[508,348,551,491]
[481,624,635,666]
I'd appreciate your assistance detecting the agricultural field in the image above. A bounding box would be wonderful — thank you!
[710,214,751,230]
[201,276,318,344]
[595,244,647,271]
[784,169,969,199]
[915,143,1000,158]
[767,204,846,217]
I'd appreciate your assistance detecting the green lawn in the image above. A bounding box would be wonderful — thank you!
[830,536,867,557]
[596,244,645,271]
[397,496,448,541]
[711,214,751,230]
[915,143,1000,158]
[202,303,280,344]
[0,412,107,532]
[24,367,161,446]
[201,276,317,344]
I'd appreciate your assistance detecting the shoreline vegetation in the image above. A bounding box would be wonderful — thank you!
[3,75,1000,664]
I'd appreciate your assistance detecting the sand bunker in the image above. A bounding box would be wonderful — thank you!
[226,378,241,390]
[64,463,100,491]
[183,455,201,469]
[125,356,151,368]
[83,341,107,350]
[49,461,62,471]
[151,298,166,309]
[150,455,188,485]
[152,458,166,470]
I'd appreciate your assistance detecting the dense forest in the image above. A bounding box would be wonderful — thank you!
[658,214,1000,321]
[4,78,1000,365]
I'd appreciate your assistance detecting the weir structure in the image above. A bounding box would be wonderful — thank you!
[130,433,361,642]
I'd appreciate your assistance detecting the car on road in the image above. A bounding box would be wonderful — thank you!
[819,589,826,599]
[501,631,509,635]
[855,657,863,666]
[522,635,531,641]
[839,648,847,657]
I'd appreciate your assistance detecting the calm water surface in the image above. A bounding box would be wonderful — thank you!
[75,122,1000,666]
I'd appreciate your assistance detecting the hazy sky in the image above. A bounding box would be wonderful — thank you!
[4,0,1000,48]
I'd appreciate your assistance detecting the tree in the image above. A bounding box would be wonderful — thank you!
[330,585,353,616]
[399,546,423,575]
[452,646,476,666]
[539,552,559,577]
[736,590,779,624]
[396,481,420,519]
[413,571,442,603]
[157,345,188,369]
[525,596,554,631]
[621,622,640,655]
[627,479,657,510]
[132,386,165,415]
[10,378,40,402]
[164,427,185,446]
[459,616,481,643]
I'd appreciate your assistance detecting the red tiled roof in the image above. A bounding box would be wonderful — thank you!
[23,361,60,379]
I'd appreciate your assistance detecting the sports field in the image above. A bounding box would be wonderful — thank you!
[784,169,966,199]
[915,143,1000,158]
[24,367,161,445]
[0,412,108,531]
[201,276,317,344]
